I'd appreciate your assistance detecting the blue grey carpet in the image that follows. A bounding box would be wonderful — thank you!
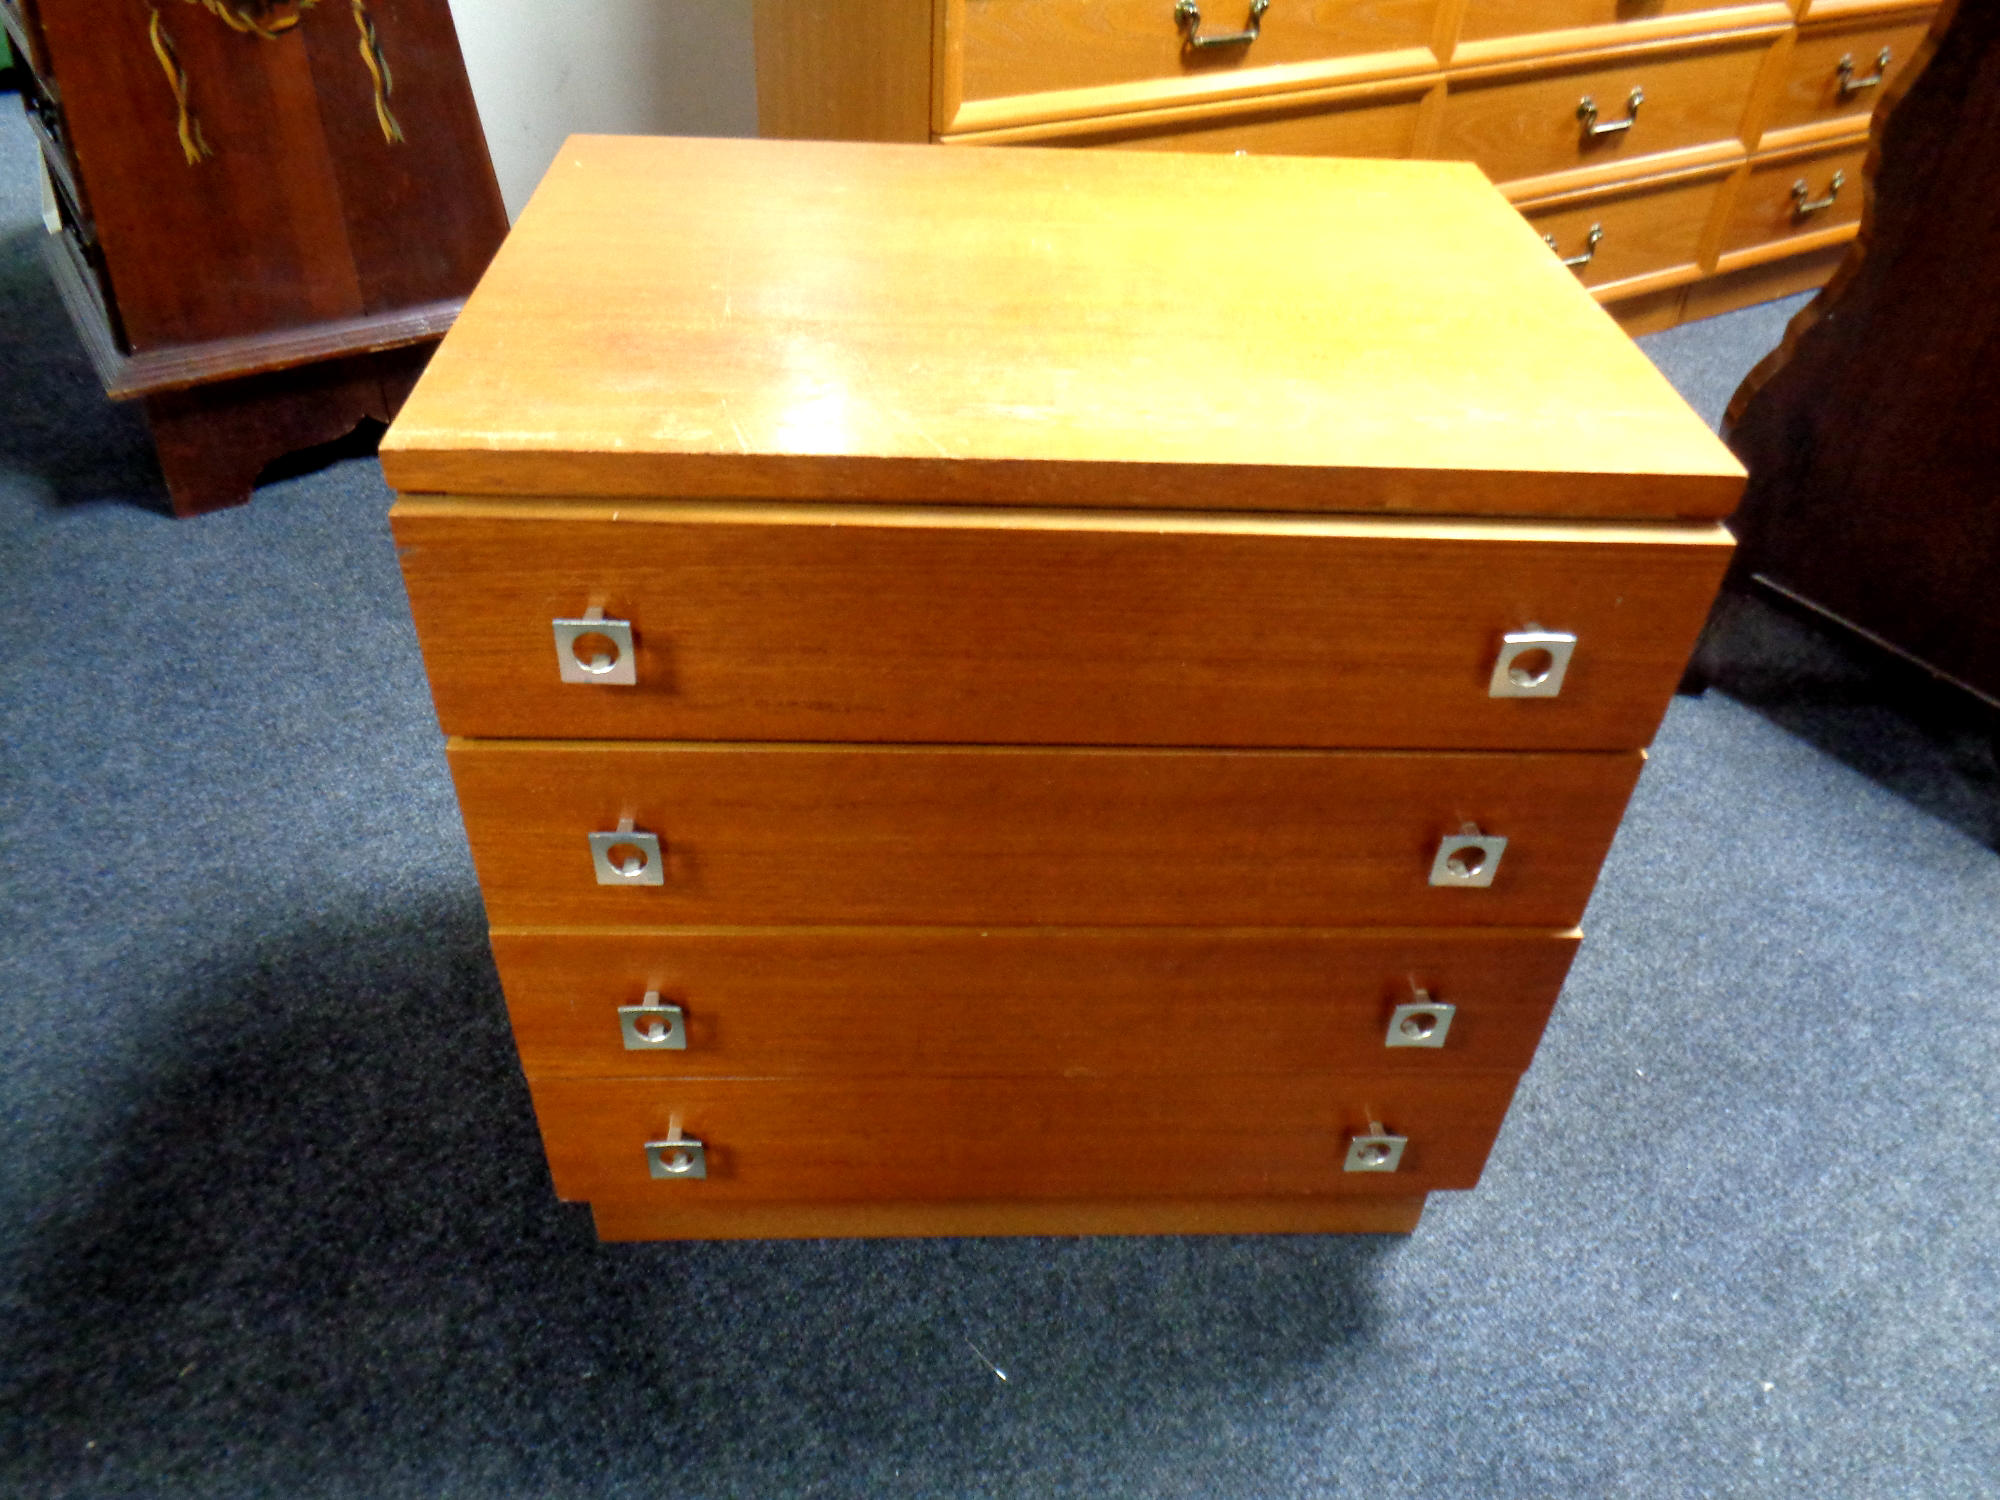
[2,103,1995,1499]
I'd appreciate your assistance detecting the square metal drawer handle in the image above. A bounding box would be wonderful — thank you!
[553,610,636,686]
[1344,1121,1407,1173]
[644,1137,707,1180]
[589,826,664,886]
[619,990,687,1050]
[1386,989,1456,1049]
[1489,626,1577,698]
[1429,824,1506,888]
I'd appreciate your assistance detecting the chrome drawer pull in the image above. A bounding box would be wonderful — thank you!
[619,990,687,1050]
[1488,625,1577,697]
[1577,87,1643,138]
[645,1137,707,1180]
[1542,223,1602,270]
[589,822,665,886]
[1344,1121,1407,1173]
[552,607,636,686]
[1792,170,1845,217]
[1175,0,1268,50]
[1837,48,1891,96]
[1387,990,1456,1049]
[1429,824,1506,888]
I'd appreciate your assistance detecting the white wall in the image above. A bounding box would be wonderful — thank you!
[447,0,759,220]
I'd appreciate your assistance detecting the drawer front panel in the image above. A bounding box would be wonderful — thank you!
[1436,39,1769,187]
[1761,12,1933,142]
[529,1073,1520,1202]
[1067,85,1425,155]
[953,0,1443,111]
[492,927,1582,1079]
[451,743,1644,929]
[1720,139,1869,255]
[394,503,1732,751]
[1458,0,1779,45]
[1521,170,1728,295]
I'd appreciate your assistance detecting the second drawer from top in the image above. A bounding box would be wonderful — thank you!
[394,500,1732,751]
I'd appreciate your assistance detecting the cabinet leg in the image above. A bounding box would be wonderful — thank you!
[141,344,436,518]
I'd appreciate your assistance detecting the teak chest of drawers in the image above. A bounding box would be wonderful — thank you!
[381,134,1740,1241]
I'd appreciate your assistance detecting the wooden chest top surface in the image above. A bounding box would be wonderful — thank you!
[379,134,1741,517]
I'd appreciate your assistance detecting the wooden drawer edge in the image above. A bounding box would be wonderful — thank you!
[1499,140,1747,203]
[1448,5,1793,72]
[391,494,1740,547]
[941,46,1441,138]
[1445,16,1789,85]
[589,1194,1429,1240]
[1715,219,1858,274]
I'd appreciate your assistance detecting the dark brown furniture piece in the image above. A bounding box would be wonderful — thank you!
[1721,0,1999,705]
[4,0,506,516]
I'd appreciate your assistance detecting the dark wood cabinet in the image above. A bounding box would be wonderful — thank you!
[4,0,507,515]
[1721,0,1999,706]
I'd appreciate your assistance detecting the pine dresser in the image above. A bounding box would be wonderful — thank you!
[752,0,1937,334]
[380,134,1741,1242]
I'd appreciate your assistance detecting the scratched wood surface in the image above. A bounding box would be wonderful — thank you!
[379,135,1742,517]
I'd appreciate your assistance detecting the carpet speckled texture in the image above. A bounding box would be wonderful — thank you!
[2,104,1995,1499]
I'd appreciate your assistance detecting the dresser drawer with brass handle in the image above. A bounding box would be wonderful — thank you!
[1716,137,1869,267]
[942,0,1446,136]
[1518,164,1731,299]
[1435,35,1771,193]
[394,500,1732,751]
[491,926,1582,1080]
[1756,9,1933,147]
[528,1072,1522,1204]
[449,742,1644,930]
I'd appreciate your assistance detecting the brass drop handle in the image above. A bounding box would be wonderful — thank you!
[1837,48,1891,96]
[1577,87,1643,138]
[1542,223,1603,270]
[1175,0,1268,50]
[1792,169,1845,217]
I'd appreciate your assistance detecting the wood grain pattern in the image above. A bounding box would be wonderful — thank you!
[588,1193,1428,1239]
[1758,10,1933,143]
[1679,236,1847,316]
[529,1073,1521,1202]
[449,742,1645,929]
[1064,80,1428,154]
[1519,165,1729,295]
[1716,137,1869,254]
[1457,0,1780,46]
[751,0,934,142]
[953,0,1443,107]
[1435,35,1772,187]
[589,1193,1428,1239]
[491,926,1582,1080]
[379,137,1742,518]
[393,499,1732,749]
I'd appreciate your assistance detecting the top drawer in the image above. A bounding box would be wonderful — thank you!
[393,500,1733,751]
[946,0,1445,133]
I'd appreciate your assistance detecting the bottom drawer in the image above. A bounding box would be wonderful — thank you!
[529,1074,1520,1203]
